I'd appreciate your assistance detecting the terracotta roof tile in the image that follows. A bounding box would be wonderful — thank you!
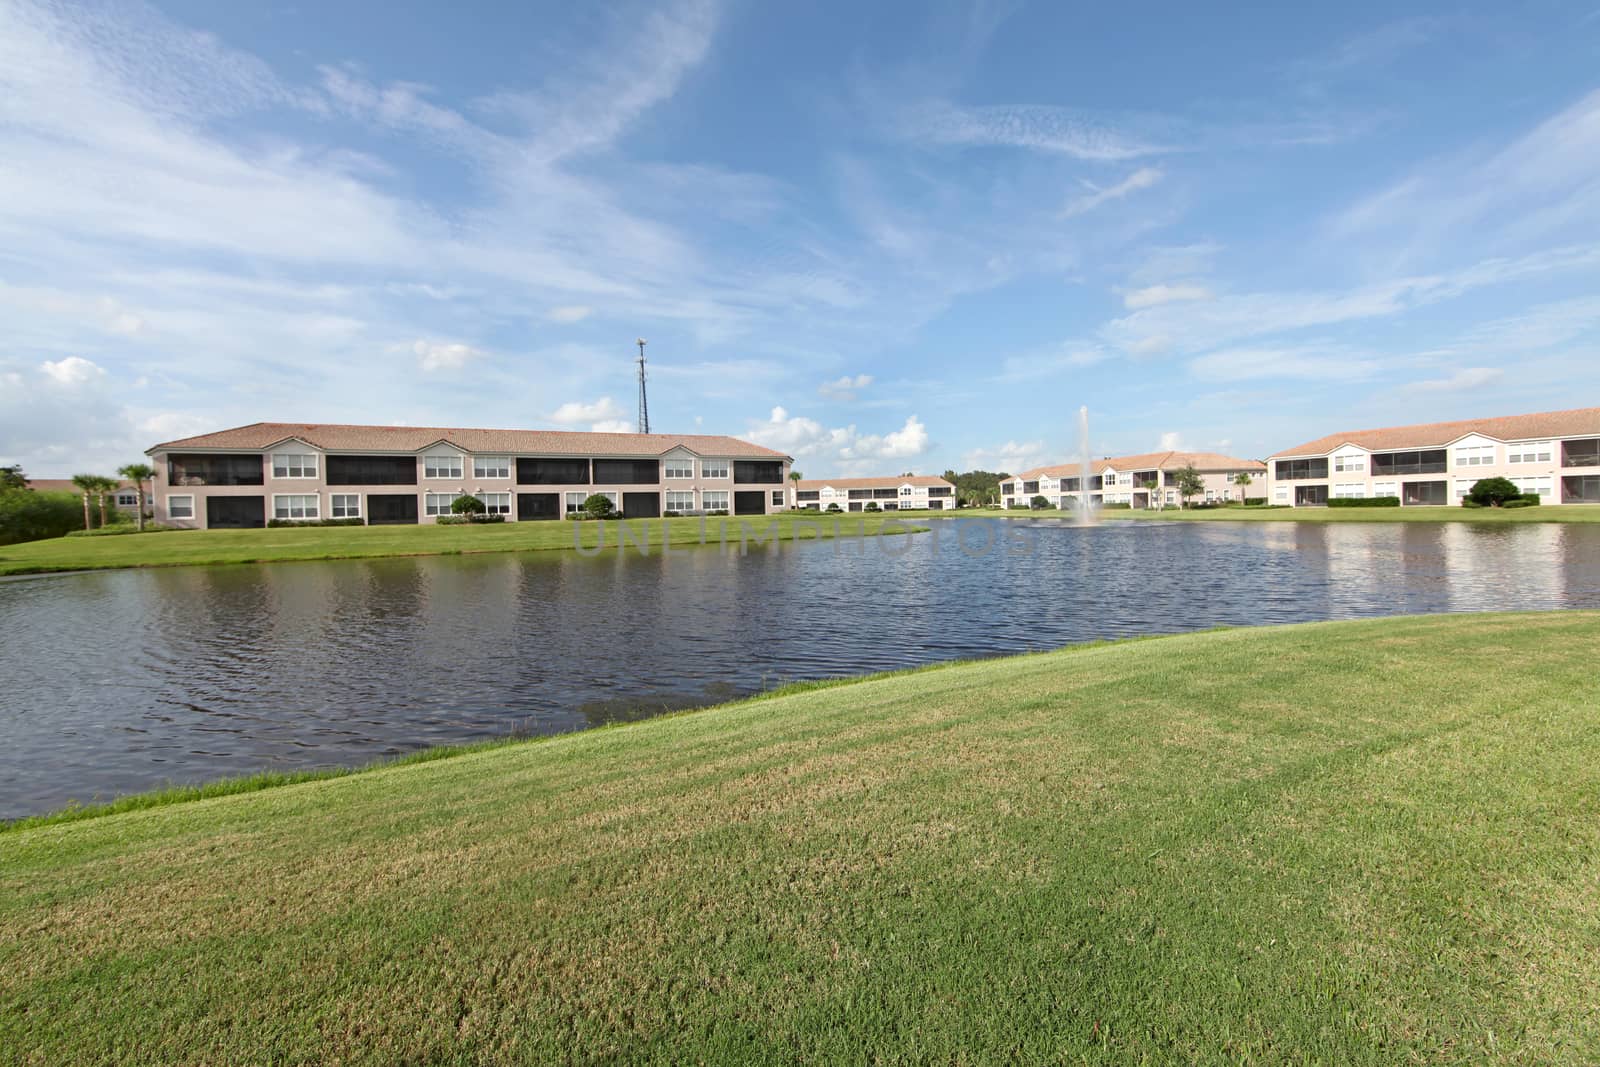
[794,475,954,490]
[1270,407,1600,458]
[147,422,791,460]
[1011,451,1266,481]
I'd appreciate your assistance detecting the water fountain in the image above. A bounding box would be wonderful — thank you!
[1076,405,1097,527]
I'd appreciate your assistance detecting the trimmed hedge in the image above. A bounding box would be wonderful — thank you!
[1243,497,1267,506]
[1328,497,1401,508]
[266,517,367,528]
[1100,502,1132,510]
[1502,499,1537,509]
[66,523,179,537]
[434,515,507,525]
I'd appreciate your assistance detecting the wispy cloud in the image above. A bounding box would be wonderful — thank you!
[1122,283,1210,310]
[1060,167,1162,218]
[1401,367,1504,393]
[818,373,874,400]
[549,396,627,427]
[899,102,1175,160]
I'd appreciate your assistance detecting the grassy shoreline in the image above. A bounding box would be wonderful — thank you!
[5,612,1598,1062]
[961,503,1600,523]
[0,511,926,577]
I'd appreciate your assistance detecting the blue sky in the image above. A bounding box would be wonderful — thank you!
[2,0,1598,478]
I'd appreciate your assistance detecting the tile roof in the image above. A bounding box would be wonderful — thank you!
[794,475,954,490]
[147,422,791,460]
[1010,451,1266,481]
[1270,407,1600,458]
[26,479,137,493]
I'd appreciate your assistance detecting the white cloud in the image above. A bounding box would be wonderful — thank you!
[962,439,1049,473]
[412,340,478,372]
[1061,167,1162,218]
[549,396,626,425]
[589,418,634,433]
[1402,367,1504,393]
[818,373,874,400]
[1123,283,1211,310]
[39,356,105,386]
[546,305,593,323]
[994,345,1108,383]
[1188,345,1380,383]
[903,102,1173,160]
[745,407,929,470]
[1158,431,1190,451]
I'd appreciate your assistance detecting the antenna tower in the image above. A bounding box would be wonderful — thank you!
[635,338,650,434]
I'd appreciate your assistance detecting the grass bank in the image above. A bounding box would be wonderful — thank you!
[962,504,1600,523]
[5,612,1599,1063]
[0,511,922,577]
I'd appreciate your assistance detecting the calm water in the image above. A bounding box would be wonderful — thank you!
[3,518,1599,818]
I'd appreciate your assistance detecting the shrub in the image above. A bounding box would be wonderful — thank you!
[1243,497,1267,506]
[1100,502,1131,510]
[706,509,729,516]
[66,523,179,537]
[581,494,615,520]
[266,517,367,528]
[1467,477,1522,507]
[1327,496,1401,508]
[1029,495,1052,510]
[434,514,506,524]
[1460,498,1484,509]
[0,489,86,545]
[450,494,487,516]
[863,502,881,512]
[1520,493,1543,505]
[825,503,842,513]
[1502,498,1537,509]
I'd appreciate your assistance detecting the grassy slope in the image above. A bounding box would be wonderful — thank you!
[4,613,1599,1063]
[0,511,922,576]
[967,504,1600,523]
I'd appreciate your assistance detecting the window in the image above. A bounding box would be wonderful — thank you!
[167,453,263,486]
[1512,475,1553,498]
[795,490,820,502]
[1561,440,1599,467]
[274,494,319,520]
[272,453,318,479]
[665,490,695,512]
[664,458,694,479]
[330,494,361,518]
[424,492,461,516]
[424,454,463,479]
[733,460,783,484]
[1274,458,1329,480]
[702,490,729,511]
[1453,444,1494,468]
[1001,484,1014,496]
[564,492,588,516]
[1022,480,1039,493]
[900,486,913,496]
[475,492,511,515]
[116,492,137,506]
[1454,479,1475,500]
[772,490,784,506]
[700,460,729,479]
[1333,455,1365,472]
[1371,480,1398,498]
[1509,442,1554,464]
[1333,483,1365,498]
[1371,450,1446,476]
[167,495,194,519]
[473,456,510,479]
[1402,481,1448,506]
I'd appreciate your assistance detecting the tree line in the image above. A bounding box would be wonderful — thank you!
[0,463,157,546]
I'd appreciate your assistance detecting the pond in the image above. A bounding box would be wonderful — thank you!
[3,518,1599,819]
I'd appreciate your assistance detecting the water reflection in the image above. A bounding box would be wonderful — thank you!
[2,519,1598,818]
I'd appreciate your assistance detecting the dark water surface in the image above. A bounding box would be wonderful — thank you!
[3,518,1599,818]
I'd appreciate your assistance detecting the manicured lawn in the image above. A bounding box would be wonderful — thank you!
[0,511,920,576]
[5,612,1598,1063]
[963,504,1600,523]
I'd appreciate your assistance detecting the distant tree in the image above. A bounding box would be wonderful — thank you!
[581,493,616,520]
[863,501,881,512]
[90,475,121,528]
[70,474,97,530]
[0,465,27,491]
[1141,479,1162,511]
[1233,471,1253,504]
[788,469,802,507]
[1467,477,1522,507]
[118,462,156,532]
[0,489,81,545]
[825,503,842,513]
[1030,494,1051,510]
[1173,465,1205,507]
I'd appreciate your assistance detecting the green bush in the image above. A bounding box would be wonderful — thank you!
[1243,497,1267,506]
[1502,499,1537,509]
[433,514,506,525]
[825,503,842,513]
[582,493,616,520]
[863,502,881,512]
[706,509,729,516]
[1460,498,1484,509]
[1100,502,1131,510]
[1466,476,1521,507]
[1520,494,1543,505]
[450,494,487,516]
[66,523,179,537]
[0,489,84,545]
[1327,496,1401,508]
[1029,495,1052,510]
[266,517,367,528]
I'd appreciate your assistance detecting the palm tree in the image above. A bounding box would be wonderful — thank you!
[1141,479,1161,511]
[91,475,119,528]
[70,474,97,530]
[788,469,803,508]
[1233,471,1253,504]
[118,462,156,532]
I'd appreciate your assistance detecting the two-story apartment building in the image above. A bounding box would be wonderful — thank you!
[790,475,957,512]
[1266,408,1600,507]
[146,422,792,529]
[1000,451,1267,509]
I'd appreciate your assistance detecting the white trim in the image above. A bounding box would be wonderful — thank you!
[330,493,362,519]
[270,452,319,479]
[166,494,194,520]
[272,493,320,520]
[423,452,464,479]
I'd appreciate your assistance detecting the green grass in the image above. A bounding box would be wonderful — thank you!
[4,612,1599,1063]
[0,511,921,576]
[964,504,1600,523]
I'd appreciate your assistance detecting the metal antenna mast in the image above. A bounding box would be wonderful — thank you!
[635,338,650,434]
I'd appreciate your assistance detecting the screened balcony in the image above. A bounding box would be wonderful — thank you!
[168,454,264,487]
[1562,475,1600,503]
[1372,449,1447,476]
[327,455,416,486]
[592,459,660,485]
[1563,440,1600,468]
[733,461,784,484]
[1402,480,1448,506]
[517,457,590,485]
[1274,458,1329,481]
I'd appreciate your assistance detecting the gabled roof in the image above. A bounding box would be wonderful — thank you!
[147,422,791,460]
[1009,451,1266,481]
[1270,407,1600,458]
[794,475,954,490]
